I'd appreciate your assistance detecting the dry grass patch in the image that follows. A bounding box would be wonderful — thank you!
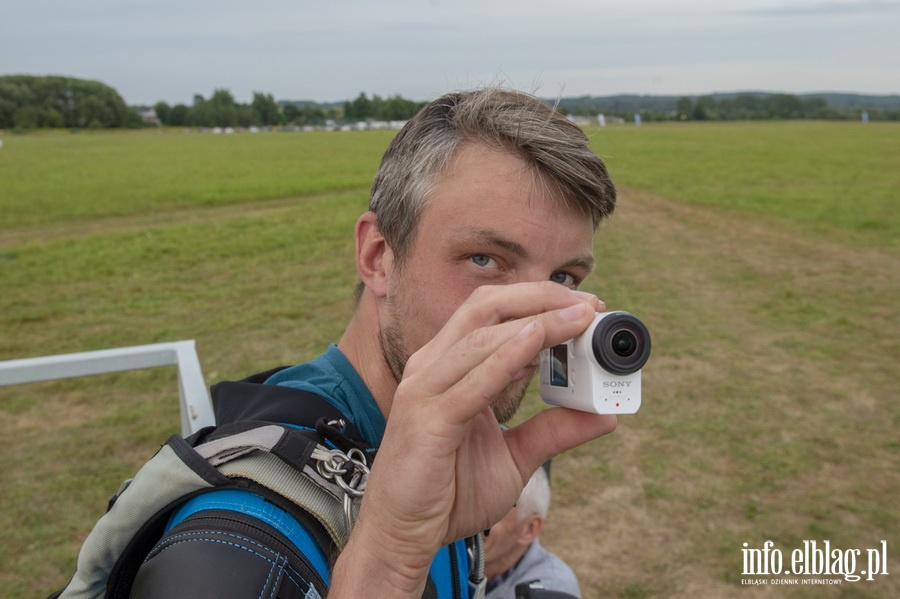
[2,125,896,597]
[524,187,898,598]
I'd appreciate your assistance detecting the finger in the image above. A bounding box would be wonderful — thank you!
[424,282,599,358]
[406,288,601,389]
[404,299,598,403]
[414,300,600,423]
[398,318,546,424]
[434,318,549,424]
[505,409,618,478]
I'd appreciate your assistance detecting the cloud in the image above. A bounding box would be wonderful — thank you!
[733,0,900,17]
[3,1,898,103]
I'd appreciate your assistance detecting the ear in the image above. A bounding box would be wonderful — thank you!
[518,515,544,546]
[355,211,393,299]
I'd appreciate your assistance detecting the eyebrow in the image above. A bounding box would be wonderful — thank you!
[464,228,596,273]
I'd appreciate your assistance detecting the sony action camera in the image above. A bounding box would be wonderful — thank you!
[539,311,651,414]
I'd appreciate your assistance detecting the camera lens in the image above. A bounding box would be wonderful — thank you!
[591,312,651,375]
[611,330,637,357]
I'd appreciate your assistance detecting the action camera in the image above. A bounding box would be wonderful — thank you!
[539,311,651,414]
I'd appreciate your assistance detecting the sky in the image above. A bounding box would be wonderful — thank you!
[2,0,898,106]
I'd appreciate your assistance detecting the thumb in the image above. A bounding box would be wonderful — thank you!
[505,409,617,480]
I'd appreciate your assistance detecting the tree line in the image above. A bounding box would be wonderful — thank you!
[154,89,290,128]
[0,76,427,130]
[559,93,900,122]
[0,75,144,129]
[3,75,898,131]
[342,92,427,122]
[153,90,427,128]
[668,93,898,121]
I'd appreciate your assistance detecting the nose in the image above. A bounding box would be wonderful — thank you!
[517,266,552,285]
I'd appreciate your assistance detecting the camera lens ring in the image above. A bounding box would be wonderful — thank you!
[591,312,652,375]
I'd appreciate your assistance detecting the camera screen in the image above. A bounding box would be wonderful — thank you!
[550,344,569,387]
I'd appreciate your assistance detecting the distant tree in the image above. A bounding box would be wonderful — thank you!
[251,92,282,126]
[189,102,209,127]
[154,101,172,125]
[44,109,65,128]
[732,95,764,120]
[300,105,326,126]
[765,94,803,119]
[0,80,32,128]
[341,92,422,122]
[209,88,238,127]
[282,104,301,124]
[82,97,107,128]
[189,88,237,127]
[0,75,140,129]
[12,106,44,129]
[345,92,374,121]
[675,96,693,120]
[0,97,17,129]
[692,95,717,121]
[168,104,190,127]
[376,95,420,121]
[800,97,828,118]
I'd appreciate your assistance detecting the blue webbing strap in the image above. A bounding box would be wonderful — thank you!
[165,488,331,585]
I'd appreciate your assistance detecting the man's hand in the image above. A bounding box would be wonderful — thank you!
[330,283,617,597]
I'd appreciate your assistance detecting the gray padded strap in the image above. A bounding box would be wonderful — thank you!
[216,451,359,549]
[194,425,286,466]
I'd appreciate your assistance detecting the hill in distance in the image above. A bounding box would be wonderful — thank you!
[280,92,900,114]
[553,91,900,114]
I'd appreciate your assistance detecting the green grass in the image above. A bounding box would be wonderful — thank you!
[588,121,900,246]
[1,123,897,597]
[0,128,394,228]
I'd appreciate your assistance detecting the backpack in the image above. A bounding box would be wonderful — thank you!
[50,370,486,599]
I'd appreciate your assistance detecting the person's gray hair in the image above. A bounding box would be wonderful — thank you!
[368,87,617,267]
[516,463,551,521]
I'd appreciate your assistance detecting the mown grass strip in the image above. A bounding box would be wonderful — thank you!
[1,122,897,598]
[588,121,900,247]
[0,129,395,228]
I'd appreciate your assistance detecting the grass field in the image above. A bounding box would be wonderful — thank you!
[1,122,897,598]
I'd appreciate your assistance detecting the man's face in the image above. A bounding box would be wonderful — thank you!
[483,506,534,579]
[380,143,596,422]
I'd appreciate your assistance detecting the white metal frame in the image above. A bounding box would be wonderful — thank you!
[0,340,215,436]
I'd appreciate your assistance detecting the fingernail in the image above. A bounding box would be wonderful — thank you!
[571,290,596,301]
[558,302,588,321]
[518,320,538,339]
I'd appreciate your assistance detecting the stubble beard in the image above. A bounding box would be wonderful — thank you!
[379,317,533,425]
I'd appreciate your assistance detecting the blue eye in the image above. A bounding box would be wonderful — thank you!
[471,255,496,268]
[550,272,577,286]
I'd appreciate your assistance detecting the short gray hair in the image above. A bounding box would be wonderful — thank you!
[516,464,551,520]
[369,87,617,266]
